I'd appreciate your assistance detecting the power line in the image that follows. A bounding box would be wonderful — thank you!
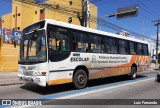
[61,0,82,7]
[90,15,156,40]
[129,0,159,20]
[137,0,160,18]
[89,0,116,9]
[89,0,103,3]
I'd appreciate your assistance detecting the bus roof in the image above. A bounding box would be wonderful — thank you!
[41,19,149,44]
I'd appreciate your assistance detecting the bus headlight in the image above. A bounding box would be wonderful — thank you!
[34,71,46,76]
[18,70,23,74]
[34,71,41,76]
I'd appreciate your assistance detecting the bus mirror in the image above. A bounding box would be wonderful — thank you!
[158,53,160,64]
[14,41,16,48]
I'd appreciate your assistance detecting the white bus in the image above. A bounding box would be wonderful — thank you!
[18,19,150,89]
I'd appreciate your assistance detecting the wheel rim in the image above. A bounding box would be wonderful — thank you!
[77,74,85,86]
[132,69,136,78]
[133,72,136,78]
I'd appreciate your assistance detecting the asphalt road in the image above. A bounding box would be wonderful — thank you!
[0,71,159,108]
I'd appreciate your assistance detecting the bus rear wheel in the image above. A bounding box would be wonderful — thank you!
[73,69,87,89]
[130,67,137,80]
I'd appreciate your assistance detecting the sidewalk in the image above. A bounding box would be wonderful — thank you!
[0,72,25,86]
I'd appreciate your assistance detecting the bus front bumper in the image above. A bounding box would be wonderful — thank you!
[18,74,47,87]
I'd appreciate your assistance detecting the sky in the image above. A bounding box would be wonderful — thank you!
[0,0,159,39]
[91,0,160,39]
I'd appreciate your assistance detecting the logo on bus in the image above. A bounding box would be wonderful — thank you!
[91,55,97,63]
[70,57,89,62]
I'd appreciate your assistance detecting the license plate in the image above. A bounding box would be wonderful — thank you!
[23,77,32,81]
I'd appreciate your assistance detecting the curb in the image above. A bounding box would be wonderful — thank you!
[0,82,25,86]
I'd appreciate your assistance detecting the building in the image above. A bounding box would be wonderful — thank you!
[2,0,98,31]
[117,30,130,37]
[1,13,12,29]
[0,0,98,72]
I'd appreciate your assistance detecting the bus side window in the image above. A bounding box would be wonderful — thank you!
[129,41,136,55]
[137,43,143,55]
[73,32,88,52]
[119,40,128,54]
[90,35,103,53]
[104,37,110,53]
[72,41,77,51]
[48,31,57,50]
[143,44,148,55]
[109,38,117,54]
[48,28,70,52]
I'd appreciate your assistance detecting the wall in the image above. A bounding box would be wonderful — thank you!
[12,0,35,31]
[2,13,12,29]
[10,0,98,31]
[0,43,19,72]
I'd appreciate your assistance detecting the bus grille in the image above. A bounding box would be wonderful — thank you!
[20,66,35,76]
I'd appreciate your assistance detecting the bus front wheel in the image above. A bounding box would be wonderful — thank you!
[130,67,137,80]
[73,69,88,89]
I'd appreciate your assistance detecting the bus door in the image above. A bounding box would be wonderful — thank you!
[48,26,70,83]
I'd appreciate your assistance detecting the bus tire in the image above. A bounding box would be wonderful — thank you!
[130,67,137,80]
[157,75,160,82]
[73,69,88,89]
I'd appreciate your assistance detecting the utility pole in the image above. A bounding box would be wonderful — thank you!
[152,20,160,59]
[86,0,90,28]
[78,0,89,27]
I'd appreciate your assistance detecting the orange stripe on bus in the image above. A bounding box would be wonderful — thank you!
[48,78,72,85]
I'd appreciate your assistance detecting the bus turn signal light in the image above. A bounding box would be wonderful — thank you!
[41,72,46,75]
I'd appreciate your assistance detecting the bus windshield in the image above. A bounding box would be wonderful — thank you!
[19,30,46,63]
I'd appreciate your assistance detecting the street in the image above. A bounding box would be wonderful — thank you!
[0,71,160,108]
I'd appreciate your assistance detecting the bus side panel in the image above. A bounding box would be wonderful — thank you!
[89,54,131,79]
[136,55,150,72]
[118,55,150,74]
[88,54,150,80]
[48,52,91,86]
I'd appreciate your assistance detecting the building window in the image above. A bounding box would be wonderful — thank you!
[55,4,59,9]
[13,28,15,30]
[40,9,45,14]
[18,13,20,16]
[17,27,20,30]
[2,20,4,23]
[13,15,15,17]
[35,11,37,14]
[68,17,72,23]
[69,1,73,5]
